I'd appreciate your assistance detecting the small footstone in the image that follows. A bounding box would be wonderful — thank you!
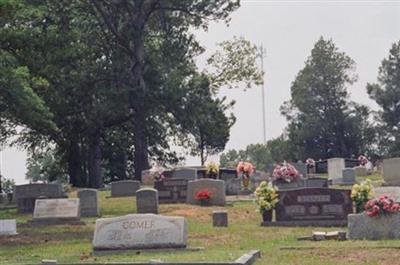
[213,210,228,227]
[312,232,326,241]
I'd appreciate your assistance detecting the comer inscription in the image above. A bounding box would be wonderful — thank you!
[93,214,187,250]
[263,188,352,227]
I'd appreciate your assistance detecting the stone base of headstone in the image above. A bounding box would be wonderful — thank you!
[93,247,203,256]
[213,210,228,227]
[261,220,348,227]
[348,212,400,240]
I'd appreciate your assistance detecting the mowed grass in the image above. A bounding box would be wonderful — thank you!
[1,178,400,265]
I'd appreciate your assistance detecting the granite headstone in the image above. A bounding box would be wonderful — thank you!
[154,179,188,203]
[186,179,225,206]
[348,212,400,240]
[382,158,400,186]
[15,183,64,213]
[92,214,187,250]
[111,180,140,197]
[78,189,100,217]
[136,188,158,214]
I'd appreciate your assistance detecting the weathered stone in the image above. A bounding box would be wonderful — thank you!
[225,178,241,195]
[186,179,225,206]
[266,188,352,227]
[141,170,155,186]
[328,158,345,184]
[304,178,328,188]
[348,212,400,240]
[92,214,187,250]
[373,187,400,202]
[312,232,326,241]
[154,179,188,203]
[354,166,368,177]
[213,210,228,227]
[136,188,158,214]
[111,180,140,197]
[341,168,356,185]
[170,167,197,180]
[0,219,17,235]
[15,183,65,213]
[383,158,400,186]
[33,198,80,222]
[77,189,100,217]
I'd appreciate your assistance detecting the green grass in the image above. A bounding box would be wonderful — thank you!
[2,176,400,265]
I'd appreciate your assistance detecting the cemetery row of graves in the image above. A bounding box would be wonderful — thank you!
[2,157,400,264]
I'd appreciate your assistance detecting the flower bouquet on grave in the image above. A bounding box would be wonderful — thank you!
[365,195,400,217]
[254,181,279,222]
[195,189,212,206]
[351,179,374,213]
[236,161,254,189]
[358,155,369,167]
[272,161,301,183]
[205,161,219,179]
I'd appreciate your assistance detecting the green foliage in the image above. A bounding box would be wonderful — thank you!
[1,177,15,194]
[26,148,68,183]
[367,41,400,157]
[281,37,374,160]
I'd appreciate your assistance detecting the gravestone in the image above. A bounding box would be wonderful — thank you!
[187,179,225,206]
[354,166,367,176]
[348,212,400,240]
[170,167,197,180]
[154,179,188,203]
[136,188,158,214]
[92,214,187,250]
[141,170,155,186]
[315,160,328,174]
[0,219,17,235]
[77,189,100,217]
[328,158,345,184]
[111,180,140,197]
[304,177,329,188]
[293,162,308,178]
[15,183,65,213]
[345,159,359,168]
[213,210,228,227]
[382,158,400,186]
[225,178,241,195]
[220,169,239,195]
[273,178,305,190]
[33,198,80,223]
[341,168,356,185]
[373,187,400,202]
[264,188,352,226]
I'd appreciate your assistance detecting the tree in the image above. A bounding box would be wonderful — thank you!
[281,37,372,159]
[26,148,68,183]
[367,41,400,157]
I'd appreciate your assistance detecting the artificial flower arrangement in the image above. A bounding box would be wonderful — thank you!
[358,155,369,166]
[365,195,400,217]
[195,189,212,206]
[351,179,374,213]
[236,161,254,188]
[272,161,301,183]
[254,181,279,213]
[205,161,219,178]
[306,158,315,167]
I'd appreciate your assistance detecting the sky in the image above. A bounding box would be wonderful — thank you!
[1,0,400,184]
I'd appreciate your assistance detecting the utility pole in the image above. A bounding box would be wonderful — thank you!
[259,45,266,144]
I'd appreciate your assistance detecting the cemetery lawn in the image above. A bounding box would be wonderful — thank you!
[1,188,400,265]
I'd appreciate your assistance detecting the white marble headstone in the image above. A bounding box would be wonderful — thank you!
[0,219,17,235]
[328,158,345,184]
[33,198,80,221]
[93,214,187,250]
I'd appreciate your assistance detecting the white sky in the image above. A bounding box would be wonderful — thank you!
[1,0,400,184]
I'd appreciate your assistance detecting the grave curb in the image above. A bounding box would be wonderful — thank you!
[35,250,261,265]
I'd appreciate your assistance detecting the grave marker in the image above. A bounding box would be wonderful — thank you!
[341,168,356,185]
[328,158,345,184]
[0,219,17,235]
[263,188,352,226]
[383,158,400,186]
[111,180,140,197]
[348,212,400,240]
[92,214,187,250]
[15,183,64,213]
[78,189,100,217]
[186,179,225,206]
[154,179,188,203]
[171,167,197,180]
[33,198,80,223]
[136,188,158,214]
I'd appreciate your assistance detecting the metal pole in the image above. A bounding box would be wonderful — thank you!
[260,45,266,144]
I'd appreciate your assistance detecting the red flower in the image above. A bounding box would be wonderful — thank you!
[195,189,212,201]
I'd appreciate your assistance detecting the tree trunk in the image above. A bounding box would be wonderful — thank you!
[130,15,150,180]
[88,130,103,188]
[68,139,84,187]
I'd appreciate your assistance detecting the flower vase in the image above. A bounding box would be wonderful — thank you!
[242,174,250,189]
[355,202,365,213]
[262,209,273,222]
